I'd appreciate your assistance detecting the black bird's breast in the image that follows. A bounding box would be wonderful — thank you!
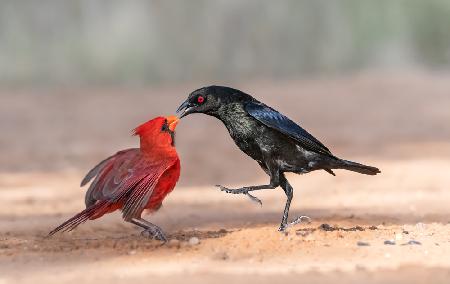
[217,103,266,162]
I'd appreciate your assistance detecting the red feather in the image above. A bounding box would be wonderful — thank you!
[49,116,180,236]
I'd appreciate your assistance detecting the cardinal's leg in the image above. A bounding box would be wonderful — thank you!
[129,218,167,242]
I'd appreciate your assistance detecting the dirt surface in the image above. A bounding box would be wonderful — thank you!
[2,159,450,283]
[1,74,450,283]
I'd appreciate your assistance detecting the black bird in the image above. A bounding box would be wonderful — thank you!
[177,86,380,231]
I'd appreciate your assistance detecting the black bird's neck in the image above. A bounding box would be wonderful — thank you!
[215,102,247,122]
[212,102,256,140]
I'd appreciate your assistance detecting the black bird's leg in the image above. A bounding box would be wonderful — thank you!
[129,218,168,242]
[216,170,280,206]
[278,174,311,232]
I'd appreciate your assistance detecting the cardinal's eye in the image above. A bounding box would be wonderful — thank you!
[161,121,169,131]
[197,95,205,104]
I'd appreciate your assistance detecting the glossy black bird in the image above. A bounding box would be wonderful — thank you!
[177,86,380,231]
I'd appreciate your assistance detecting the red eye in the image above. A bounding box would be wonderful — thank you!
[197,96,204,104]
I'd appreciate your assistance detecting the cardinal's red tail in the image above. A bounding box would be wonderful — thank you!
[48,200,110,236]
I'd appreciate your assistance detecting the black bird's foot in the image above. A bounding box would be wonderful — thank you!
[216,185,262,206]
[278,216,312,232]
[140,225,168,243]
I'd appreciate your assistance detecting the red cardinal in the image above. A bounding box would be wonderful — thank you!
[49,116,180,241]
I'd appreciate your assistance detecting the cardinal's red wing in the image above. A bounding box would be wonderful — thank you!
[83,149,179,219]
[121,160,179,220]
[83,149,139,207]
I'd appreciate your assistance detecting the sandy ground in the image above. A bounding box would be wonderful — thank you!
[1,74,450,283]
[2,158,450,284]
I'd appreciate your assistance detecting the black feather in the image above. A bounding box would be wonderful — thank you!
[245,101,335,158]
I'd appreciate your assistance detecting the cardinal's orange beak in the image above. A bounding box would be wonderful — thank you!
[166,115,179,131]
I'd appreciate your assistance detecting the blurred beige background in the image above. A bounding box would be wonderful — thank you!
[1,0,449,186]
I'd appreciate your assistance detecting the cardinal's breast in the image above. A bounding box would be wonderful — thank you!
[144,159,181,212]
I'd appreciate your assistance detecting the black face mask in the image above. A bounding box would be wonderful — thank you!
[161,120,175,146]
[169,130,175,146]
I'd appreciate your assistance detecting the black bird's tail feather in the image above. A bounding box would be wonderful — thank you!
[48,200,110,236]
[333,159,380,175]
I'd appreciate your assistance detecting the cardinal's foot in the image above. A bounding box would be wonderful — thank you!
[216,185,262,206]
[141,226,168,242]
[278,216,312,232]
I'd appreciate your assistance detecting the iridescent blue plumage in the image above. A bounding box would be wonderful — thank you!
[245,102,334,157]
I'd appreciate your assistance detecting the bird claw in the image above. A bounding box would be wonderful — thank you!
[216,184,244,194]
[141,227,168,243]
[245,192,263,206]
[278,216,312,232]
[215,185,263,206]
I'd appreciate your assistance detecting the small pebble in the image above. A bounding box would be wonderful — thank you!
[357,241,370,246]
[188,237,200,246]
[384,240,396,245]
[395,233,403,241]
[401,240,422,246]
[319,223,334,231]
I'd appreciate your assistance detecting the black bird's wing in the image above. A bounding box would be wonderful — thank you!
[245,102,335,157]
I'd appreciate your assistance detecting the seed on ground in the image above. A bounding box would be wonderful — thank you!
[188,237,200,246]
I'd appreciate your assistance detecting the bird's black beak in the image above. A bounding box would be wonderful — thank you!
[176,100,195,118]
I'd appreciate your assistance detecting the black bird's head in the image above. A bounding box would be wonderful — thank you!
[176,85,254,118]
